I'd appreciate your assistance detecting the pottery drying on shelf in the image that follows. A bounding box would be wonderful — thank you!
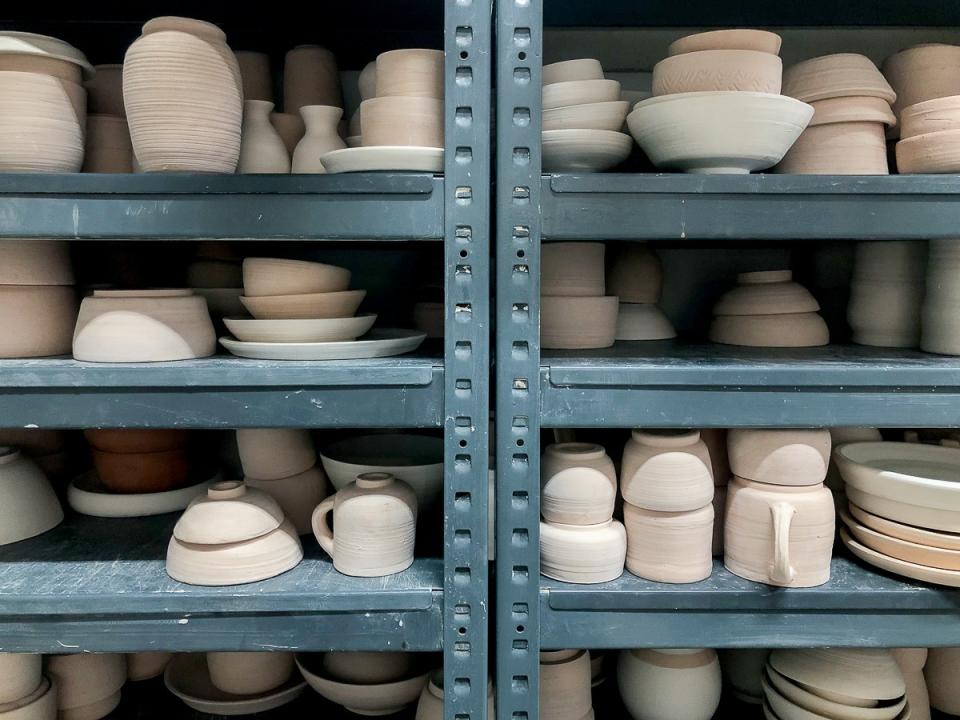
[292,105,345,173]
[375,49,443,99]
[542,100,630,132]
[668,29,782,57]
[540,518,627,584]
[713,270,820,315]
[207,652,294,696]
[219,328,425,361]
[720,649,768,705]
[541,295,619,349]
[541,242,605,297]
[415,670,495,720]
[727,428,831,486]
[922,239,960,354]
[709,312,830,347]
[778,120,889,174]
[175,480,283,545]
[238,100,290,174]
[618,649,722,720]
[323,652,416,685]
[91,447,190,494]
[783,54,895,104]
[234,51,272,102]
[808,95,897,127]
[0,240,72,286]
[270,112,306,155]
[543,59,605,85]
[319,146,444,173]
[541,129,632,173]
[0,676,55,720]
[841,507,960,572]
[540,650,593,720]
[126,653,172,683]
[620,430,714,512]
[652,50,782,96]
[896,95,960,139]
[0,654,41,706]
[245,466,328,537]
[883,44,960,132]
[84,63,123,116]
[225,315,376,343]
[361,96,443,148]
[0,31,92,81]
[0,449,62,546]
[615,304,676,341]
[284,45,341,113]
[312,472,417,577]
[541,442,617,525]
[236,428,316,480]
[842,527,960,588]
[623,502,714,583]
[543,79,621,110]
[238,289,365,319]
[847,500,960,551]
[848,240,925,348]
[123,17,242,173]
[607,245,663,304]
[413,302,443,339]
[925,648,960,715]
[897,128,960,173]
[243,258,351,298]
[358,61,377,100]
[768,648,906,707]
[762,665,907,720]
[296,653,429,716]
[627,91,813,174]
[701,428,730,485]
[46,654,126,720]
[83,115,134,174]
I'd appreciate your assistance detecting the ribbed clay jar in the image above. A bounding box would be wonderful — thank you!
[123,17,242,172]
[620,430,714,512]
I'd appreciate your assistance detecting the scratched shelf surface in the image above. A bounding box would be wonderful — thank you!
[541,342,960,428]
[0,513,443,653]
[0,355,443,428]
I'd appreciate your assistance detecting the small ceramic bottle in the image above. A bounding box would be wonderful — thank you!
[292,105,346,173]
[238,100,290,174]
[312,472,416,577]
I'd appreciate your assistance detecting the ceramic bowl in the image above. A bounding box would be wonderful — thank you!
[727,429,831,486]
[84,429,187,454]
[0,449,62,546]
[607,245,663,304]
[652,50,782,96]
[541,242,605,297]
[239,290,365,320]
[246,466,328,537]
[413,302,443,338]
[375,49,443,99]
[174,481,284,545]
[0,240,72,286]
[618,649,722,720]
[0,676,55,720]
[627,91,813,174]
[846,485,960,534]
[68,472,213,518]
[321,652,415,685]
[207,652,294,696]
[900,95,960,139]
[621,429,715,511]
[0,285,76,359]
[668,29,782,57]
[763,668,907,720]
[783,54,895,103]
[91,447,190,494]
[713,270,820,316]
[615,303,676,341]
[361,96,443,147]
[225,314,375,343]
[125,653,172,682]
[0,655,41,705]
[883,44,960,126]
[296,654,429,716]
[897,129,960,173]
[778,121,889,175]
[236,429,316,481]
[541,442,618,525]
[768,649,905,705]
[841,507,960,571]
[540,519,627,584]
[543,59,604,85]
[541,295,619,349]
[242,258,351,298]
[542,129,632,172]
[809,96,897,128]
[542,79,621,110]
[46,654,126,713]
[709,312,829,347]
[542,101,630,131]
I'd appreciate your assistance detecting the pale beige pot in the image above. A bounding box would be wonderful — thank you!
[848,278,924,348]
[900,95,960,140]
[0,286,76,359]
[312,473,417,577]
[540,519,626,584]
[782,53,894,104]
[621,430,714,512]
[46,654,126,713]
[727,429,831,486]
[925,648,960,715]
[246,466,329,537]
[541,242,605,297]
[323,652,415,685]
[207,651,294,696]
[361,97,443,148]
[292,105,345,174]
[236,428,316,480]
[239,100,290,174]
[540,650,592,720]
[0,240,72,285]
[623,502,713,583]
[700,428,730,485]
[712,485,727,556]
[777,121,888,174]
[606,245,663,304]
[540,442,617,525]
[270,112,306,155]
[883,44,960,131]
[0,449,63,547]
[542,59,604,85]
[617,649,721,720]
[234,51,272,102]
[893,649,930,720]
[541,295,618,350]
[724,476,835,587]
[0,653,42,704]
[713,270,820,316]
[242,257,350,298]
[85,64,124,116]
[283,45,341,113]
[376,49,443,99]
[710,312,829,348]
[83,115,133,173]
[668,29,782,57]
[126,652,172,682]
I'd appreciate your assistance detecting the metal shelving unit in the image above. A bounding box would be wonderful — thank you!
[0,3,489,720]
[496,1,960,719]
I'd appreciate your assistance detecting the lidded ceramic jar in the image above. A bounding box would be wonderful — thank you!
[312,472,417,577]
[727,429,831,486]
[617,649,721,720]
[541,442,617,525]
[540,519,627,584]
[623,502,713,583]
[540,650,593,720]
[620,430,714,512]
[238,100,290,174]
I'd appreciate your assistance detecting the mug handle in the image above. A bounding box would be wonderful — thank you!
[311,496,336,558]
[769,501,797,585]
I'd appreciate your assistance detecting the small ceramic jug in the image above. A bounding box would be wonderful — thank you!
[312,472,416,577]
[292,105,346,173]
[540,650,592,720]
[617,649,721,720]
[541,442,617,525]
[238,100,290,174]
[621,430,714,512]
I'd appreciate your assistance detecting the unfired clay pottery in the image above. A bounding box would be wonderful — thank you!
[841,507,960,571]
[783,54,895,104]
[541,295,618,349]
[292,105,345,173]
[848,241,925,348]
[606,245,663,304]
[236,428,316,480]
[246,466,328,537]
[712,485,727,556]
[0,676,55,720]
[668,30,782,57]
[84,429,187,454]
[762,667,907,720]
[319,146,444,173]
[0,449,62,546]
[243,258,351,298]
[727,429,831,486]
[628,92,813,174]
[720,649,768,704]
[67,471,213,519]
[540,519,627,584]
[322,652,414,685]
[239,100,290,174]
[225,315,376,343]
[896,95,960,139]
[543,80,621,110]
[922,239,960,354]
[283,45,341,113]
[220,330,425,362]
[842,526,960,588]
[270,112,306,155]
[714,271,819,316]
[312,473,417,577]
[234,51,272,102]
[358,61,377,101]
[46,654,125,720]
[0,240,72,286]
[897,129,960,174]
[0,654,41,705]
[620,430,714,512]
[126,653,172,682]
[85,64,124,116]
[541,242,605,297]
[296,653,429,716]
[542,100,631,132]
[710,312,830,348]
[618,649,721,720]
[924,648,959,715]
[175,481,283,545]
[375,49,443,99]
[769,649,906,705]
[848,500,960,551]
[0,32,92,80]
[415,671,496,720]
[540,650,592,720]
[239,289,365,320]
[91,447,190,494]
[123,17,242,173]
[207,652,294,696]
[623,502,714,583]
[361,97,443,148]
[724,476,835,587]
[778,121,889,174]
[701,429,730,486]
[83,115,133,173]
[541,442,617,525]
[615,304,676,341]
[893,651,930,720]
[809,96,897,127]
[542,59,604,85]
[883,44,960,131]
[652,50,782,96]
[0,286,75,358]
[541,129,632,172]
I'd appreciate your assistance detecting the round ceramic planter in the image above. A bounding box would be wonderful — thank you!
[207,652,294,696]
[623,502,714,583]
[540,519,626,584]
[238,289,365,320]
[709,312,829,348]
[615,303,676,341]
[540,650,592,720]
[375,49,443,99]
[242,258,350,298]
[235,51,272,102]
[360,97,443,148]
[236,428,316,480]
[883,44,960,130]
[85,64,124,116]
[283,45,341,114]
[617,649,721,720]
[0,285,76,358]
[727,428,831,486]
[782,53,895,103]
[668,29,782,57]
[83,115,134,174]
[542,59,604,85]
[621,430,714,512]
[541,295,618,350]
[0,449,62,546]
[768,648,906,706]
[541,242,605,297]
[91,447,190,494]
[607,245,663,304]
[238,100,290,174]
[292,105,345,173]
[0,654,41,705]
[541,442,617,525]
[652,49,782,96]
[296,653,429,716]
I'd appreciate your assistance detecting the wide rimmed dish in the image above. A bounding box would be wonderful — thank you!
[219,328,426,361]
[846,485,960,533]
[67,471,216,518]
[296,653,429,716]
[842,527,960,588]
[320,146,443,173]
[542,129,632,172]
[847,500,960,551]
[840,506,960,571]
[224,314,377,343]
[542,101,630,131]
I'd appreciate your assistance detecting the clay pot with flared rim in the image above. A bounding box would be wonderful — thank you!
[236,428,316,480]
[270,112,306,155]
[543,59,604,85]
[246,466,328,536]
[848,278,924,348]
[0,286,76,359]
[615,304,676,341]
[623,502,713,583]
[126,652,172,682]
[0,654,41,705]
[724,476,835,587]
[710,312,829,348]
[925,648,960,715]
[541,129,633,173]
[606,245,663,304]
[239,100,290,174]
[727,429,831,486]
[808,96,897,128]
[540,650,592,720]
[46,654,126,715]
[284,45,341,113]
[777,121,889,174]
[541,442,617,525]
[234,51,272,102]
[375,49,443,99]
[668,29,782,57]
[85,64,124,116]
[620,430,714,512]
[713,270,820,316]
[712,485,726,556]
[323,652,415,685]
[292,105,345,173]
[782,54,895,104]
[360,97,443,148]
[540,519,626,584]
[652,50,782,97]
[358,61,377,100]
[83,115,133,173]
[897,129,960,174]
[541,242,605,297]
[243,258,351,298]
[541,295,618,350]
[0,240,72,286]
[700,429,730,486]
[720,649,769,704]
[207,652,294,696]
[883,44,960,130]
[618,649,721,720]
[312,473,417,577]
[238,289,365,320]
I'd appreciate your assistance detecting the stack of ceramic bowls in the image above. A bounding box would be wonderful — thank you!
[187,242,245,324]
[297,652,430,716]
[415,670,495,720]
[606,245,675,341]
[892,649,930,720]
[709,270,829,348]
[921,239,960,355]
[84,429,193,494]
[720,649,769,706]
[0,240,76,358]
[628,29,813,174]
[700,429,730,556]
[84,63,131,173]
[541,242,619,349]
[0,32,91,172]
[620,430,715,583]
[238,100,291,174]
[539,443,626,584]
[166,480,303,586]
[926,648,960,716]
[0,654,52,720]
[73,289,216,362]
[896,93,960,173]
[848,241,926,348]
[541,59,632,172]
[836,440,960,587]
[123,17,242,173]
[165,652,306,716]
[237,429,327,536]
[0,447,63,547]
[541,650,594,720]
[762,649,908,720]
[618,648,721,720]
[725,429,835,587]
[883,44,960,138]
[778,54,897,174]
[47,654,127,720]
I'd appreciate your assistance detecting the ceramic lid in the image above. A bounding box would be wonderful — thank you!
[0,32,94,77]
[768,648,905,702]
[173,481,284,545]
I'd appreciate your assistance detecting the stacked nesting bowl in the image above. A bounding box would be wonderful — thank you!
[540,242,619,349]
[896,92,960,173]
[847,241,926,348]
[883,43,960,139]
[606,244,675,341]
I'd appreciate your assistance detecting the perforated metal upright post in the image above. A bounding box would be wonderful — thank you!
[444,2,491,720]
[495,0,543,719]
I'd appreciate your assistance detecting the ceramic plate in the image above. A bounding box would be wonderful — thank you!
[67,471,217,518]
[224,314,377,343]
[165,654,306,716]
[845,485,960,533]
[320,146,443,173]
[841,528,960,588]
[848,500,960,551]
[840,507,960,571]
[219,328,426,361]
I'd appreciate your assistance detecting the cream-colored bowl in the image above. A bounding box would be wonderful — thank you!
[242,258,351,297]
[542,101,630,131]
[653,50,782,96]
[542,79,621,110]
[239,289,366,320]
[207,652,294,696]
[224,314,376,343]
[542,59,604,85]
[668,29,782,57]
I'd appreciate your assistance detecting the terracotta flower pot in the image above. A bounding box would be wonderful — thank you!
[617,649,721,720]
[542,242,605,297]
[84,429,188,454]
[85,64,124,116]
[541,295,618,349]
[360,97,443,148]
[621,430,714,512]
[270,112,306,155]
[541,442,617,525]
[727,429,831,486]
[623,502,714,583]
[283,45,341,114]
[540,650,592,720]
[83,115,133,174]
[375,49,443,99]
[239,100,290,174]
[606,245,663,304]
[0,285,76,359]
[540,519,626,584]
[207,652,294,696]
[91,447,190,494]
[652,50,782,96]
[246,466,328,536]
[292,105,345,173]
[234,51,272,102]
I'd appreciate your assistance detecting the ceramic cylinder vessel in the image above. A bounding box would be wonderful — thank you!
[922,240,960,355]
[236,428,316,480]
[0,653,42,704]
[541,242,605,297]
[623,502,713,583]
[926,647,960,715]
[0,239,73,286]
[727,429,831,486]
[284,45,341,113]
[540,519,627,584]
[235,51,272,102]
[606,245,663,304]
[376,49,444,99]
[540,442,617,525]
[540,650,592,720]
[238,100,290,174]
[621,430,714,512]
[361,97,444,148]
[541,295,619,349]
[850,240,927,345]
[312,472,417,577]
[85,64,124,116]
[292,105,345,174]
[0,286,76,358]
[83,115,133,173]
[724,476,835,587]
[617,649,721,720]
[207,651,294,696]
[123,17,242,173]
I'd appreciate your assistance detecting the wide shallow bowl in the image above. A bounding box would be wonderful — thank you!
[67,471,214,518]
[842,527,960,588]
[541,295,619,349]
[615,303,676,341]
[846,485,960,533]
[541,129,632,172]
[763,668,907,720]
[542,79,621,110]
[242,258,351,297]
[713,270,820,316]
[542,59,604,85]
[768,649,905,705]
[0,285,76,359]
[668,29,783,57]
[542,101,630,131]
[628,91,813,174]
[296,654,429,716]
[896,129,960,173]
[900,95,960,139]
[164,653,306,716]
[224,314,376,343]
[46,654,126,713]
[219,328,425,361]
[847,500,960,551]
[319,146,443,173]
[239,289,365,320]
[840,507,960,571]
[710,312,829,347]
[783,54,895,103]
[652,49,782,96]
[0,240,72,285]
[0,449,63,546]
[174,481,284,545]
